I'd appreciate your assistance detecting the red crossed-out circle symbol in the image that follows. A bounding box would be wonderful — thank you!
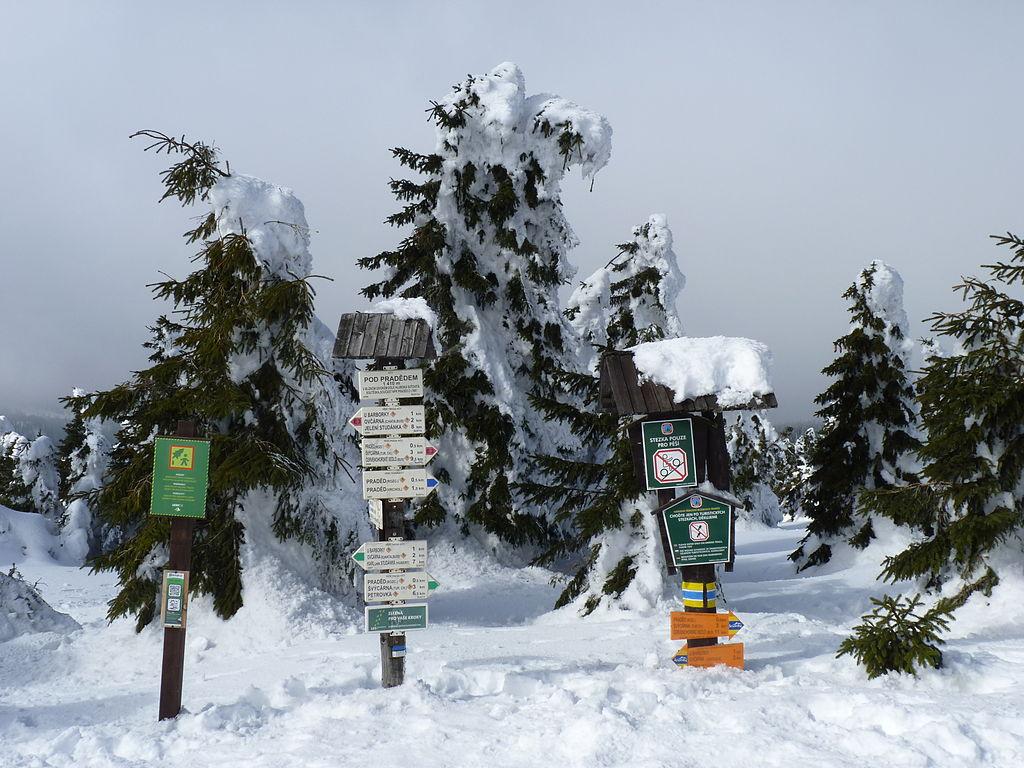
[653,448,688,483]
[689,521,710,541]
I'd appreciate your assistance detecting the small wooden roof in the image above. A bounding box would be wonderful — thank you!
[333,313,437,360]
[599,350,777,416]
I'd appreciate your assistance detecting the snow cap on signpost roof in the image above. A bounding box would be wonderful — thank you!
[599,336,776,415]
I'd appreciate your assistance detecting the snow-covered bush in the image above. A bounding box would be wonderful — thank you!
[0,568,80,641]
[0,423,61,520]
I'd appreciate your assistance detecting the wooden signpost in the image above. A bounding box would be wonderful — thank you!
[597,348,777,671]
[150,420,211,721]
[334,311,439,688]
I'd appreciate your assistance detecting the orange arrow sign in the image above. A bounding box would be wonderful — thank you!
[672,642,744,670]
[670,611,743,640]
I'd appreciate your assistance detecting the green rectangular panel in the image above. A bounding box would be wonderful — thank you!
[661,494,732,566]
[150,436,211,519]
[365,603,428,633]
[641,418,698,491]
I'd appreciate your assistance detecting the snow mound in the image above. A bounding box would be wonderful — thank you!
[630,336,774,406]
[0,571,80,641]
[208,174,313,280]
[862,259,913,360]
[372,296,436,327]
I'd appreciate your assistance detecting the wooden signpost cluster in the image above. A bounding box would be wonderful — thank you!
[334,312,439,688]
[598,350,778,671]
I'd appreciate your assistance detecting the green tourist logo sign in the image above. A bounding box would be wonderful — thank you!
[660,493,733,567]
[641,418,697,491]
[150,436,211,519]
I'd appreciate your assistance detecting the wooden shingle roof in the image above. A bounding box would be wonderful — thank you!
[332,313,437,360]
[598,350,777,415]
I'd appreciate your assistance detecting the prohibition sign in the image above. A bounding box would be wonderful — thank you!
[653,448,689,483]
[689,521,710,542]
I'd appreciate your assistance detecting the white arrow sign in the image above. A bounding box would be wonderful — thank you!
[361,437,438,468]
[349,406,425,436]
[362,469,439,499]
[363,571,439,602]
[358,369,424,400]
[352,540,428,571]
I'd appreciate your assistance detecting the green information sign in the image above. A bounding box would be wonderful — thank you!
[150,436,211,519]
[661,493,732,566]
[365,603,428,633]
[161,570,189,629]
[641,418,697,491]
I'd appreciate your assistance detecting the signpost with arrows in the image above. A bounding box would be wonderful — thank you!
[335,311,441,689]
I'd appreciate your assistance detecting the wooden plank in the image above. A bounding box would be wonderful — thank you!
[605,355,636,415]
[619,355,650,415]
[372,314,395,358]
[651,382,674,413]
[397,321,418,358]
[333,314,355,359]
[346,313,369,358]
[384,317,405,358]
[359,314,383,358]
[411,322,430,358]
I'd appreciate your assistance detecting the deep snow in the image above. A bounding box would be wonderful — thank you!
[2,504,1023,768]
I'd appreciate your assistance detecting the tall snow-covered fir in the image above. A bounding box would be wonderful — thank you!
[78,133,362,628]
[524,215,685,613]
[360,63,612,548]
[842,234,1024,676]
[791,261,921,569]
[0,423,61,520]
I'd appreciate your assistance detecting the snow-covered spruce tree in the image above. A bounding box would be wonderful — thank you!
[776,426,818,519]
[841,234,1024,676]
[522,215,685,613]
[0,424,61,519]
[791,261,921,569]
[0,426,33,512]
[56,389,119,561]
[727,411,784,526]
[80,132,360,628]
[360,63,612,546]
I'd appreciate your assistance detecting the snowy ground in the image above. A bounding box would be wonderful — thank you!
[2,508,1024,768]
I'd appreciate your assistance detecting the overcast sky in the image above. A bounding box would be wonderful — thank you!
[2,1,1022,424]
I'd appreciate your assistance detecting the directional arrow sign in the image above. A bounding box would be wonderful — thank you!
[358,369,424,400]
[363,571,439,602]
[672,642,744,670]
[670,611,744,641]
[362,469,439,499]
[349,406,425,437]
[361,437,438,468]
[352,540,428,571]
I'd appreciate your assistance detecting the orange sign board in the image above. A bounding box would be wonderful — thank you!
[672,642,744,670]
[670,611,743,640]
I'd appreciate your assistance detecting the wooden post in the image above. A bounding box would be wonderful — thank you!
[379,498,407,688]
[704,412,735,572]
[158,419,196,721]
